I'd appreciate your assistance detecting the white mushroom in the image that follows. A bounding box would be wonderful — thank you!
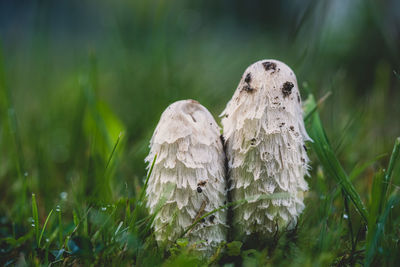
[221,59,311,237]
[145,99,227,253]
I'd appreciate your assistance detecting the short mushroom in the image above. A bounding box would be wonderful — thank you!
[145,99,227,253]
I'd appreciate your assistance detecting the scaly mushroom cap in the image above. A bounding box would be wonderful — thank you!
[146,100,227,253]
[221,59,311,236]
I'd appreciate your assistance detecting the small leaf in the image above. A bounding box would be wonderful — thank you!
[226,241,242,256]
[176,238,188,248]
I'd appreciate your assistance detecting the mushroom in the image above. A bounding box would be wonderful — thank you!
[145,100,227,253]
[220,60,311,237]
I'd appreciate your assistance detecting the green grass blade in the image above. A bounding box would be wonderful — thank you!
[129,154,157,233]
[383,137,400,199]
[31,193,40,246]
[366,170,384,246]
[365,194,400,266]
[105,132,123,171]
[304,91,331,122]
[38,209,53,248]
[348,154,386,181]
[304,94,368,222]
[139,154,157,204]
[181,192,288,238]
[58,207,63,248]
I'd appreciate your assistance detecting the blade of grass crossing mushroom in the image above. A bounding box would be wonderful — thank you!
[139,154,157,203]
[129,154,157,234]
[304,94,368,222]
[180,192,290,238]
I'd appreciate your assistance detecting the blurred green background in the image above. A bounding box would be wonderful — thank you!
[0,0,399,215]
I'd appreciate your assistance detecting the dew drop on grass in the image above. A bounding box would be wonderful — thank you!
[101,207,107,211]
[24,172,28,177]
[31,224,35,227]
[343,214,348,219]
[60,192,68,200]
[56,205,61,212]
[46,238,49,243]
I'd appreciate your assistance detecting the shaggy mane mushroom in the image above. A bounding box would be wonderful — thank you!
[145,99,227,253]
[221,59,311,237]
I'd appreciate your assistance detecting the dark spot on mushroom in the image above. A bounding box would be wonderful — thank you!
[290,126,294,131]
[197,180,207,187]
[209,215,215,223]
[282,82,294,97]
[225,114,229,118]
[301,157,305,163]
[297,93,301,103]
[250,138,256,145]
[282,107,285,110]
[279,122,285,127]
[242,84,254,92]
[197,187,202,193]
[245,73,252,83]
[190,114,197,122]
[262,61,277,72]
[303,145,307,152]
[224,201,227,205]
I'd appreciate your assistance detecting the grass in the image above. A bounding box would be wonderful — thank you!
[1,1,400,266]
[1,87,399,265]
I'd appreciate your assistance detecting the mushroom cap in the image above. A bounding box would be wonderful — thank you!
[221,59,311,150]
[152,99,221,146]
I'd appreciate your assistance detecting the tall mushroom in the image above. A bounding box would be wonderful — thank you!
[221,59,311,237]
[145,100,227,252]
